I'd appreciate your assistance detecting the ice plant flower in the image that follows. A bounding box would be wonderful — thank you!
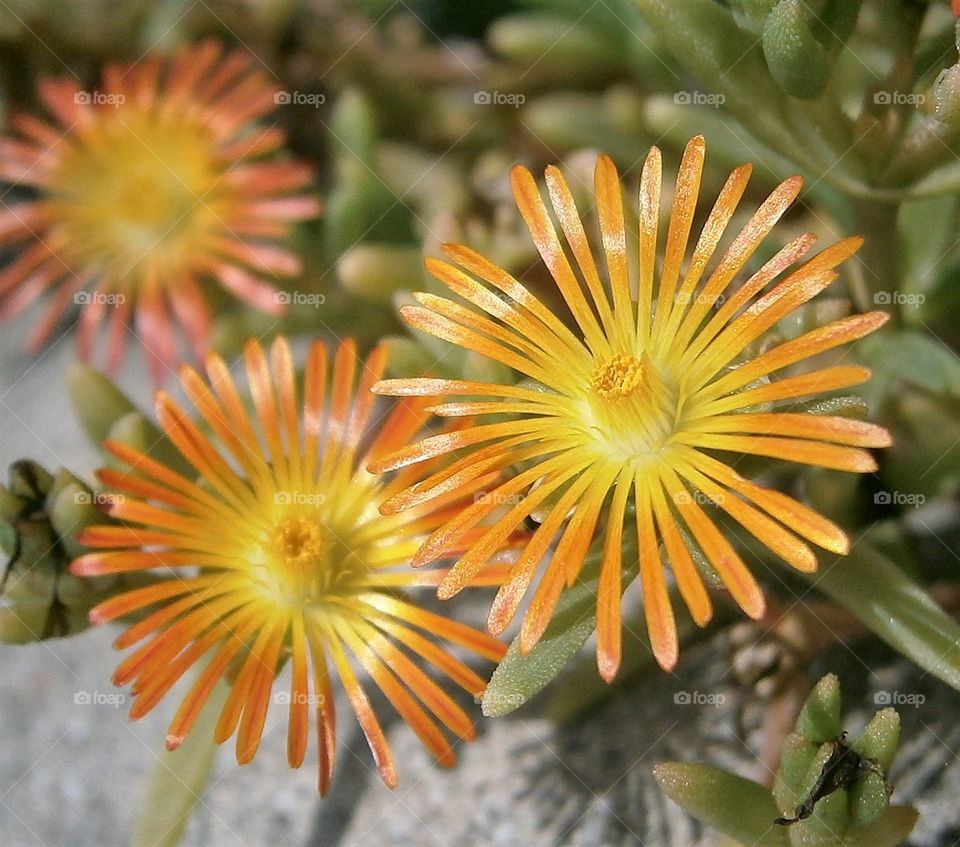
[70,337,506,792]
[370,136,891,680]
[0,42,319,382]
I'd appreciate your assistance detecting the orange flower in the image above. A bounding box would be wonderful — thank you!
[371,136,891,680]
[0,42,319,382]
[71,338,505,792]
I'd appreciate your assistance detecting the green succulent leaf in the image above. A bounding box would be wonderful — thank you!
[67,363,138,448]
[848,771,890,827]
[860,329,960,399]
[808,542,960,691]
[131,679,228,847]
[482,547,637,717]
[634,0,805,163]
[772,732,818,818]
[846,806,918,847]
[794,673,842,742]
[852,707,900,772]
[763,0,831,100]
[654,762,789,846]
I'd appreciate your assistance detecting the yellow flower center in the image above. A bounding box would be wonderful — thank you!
[271,516,327,571]
[591,354,648,400]
[258,515,331,603]
[585,352,678,463]
[46,108,223,287]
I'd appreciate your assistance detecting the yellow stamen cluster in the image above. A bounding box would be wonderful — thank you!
[591,354,648,400]
[271,515,327,570]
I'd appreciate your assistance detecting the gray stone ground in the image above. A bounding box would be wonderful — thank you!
[3,320,960,847]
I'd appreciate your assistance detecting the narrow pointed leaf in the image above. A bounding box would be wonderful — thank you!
[131,680,228,847]
[809,542,960,691]
[482,548,637,717]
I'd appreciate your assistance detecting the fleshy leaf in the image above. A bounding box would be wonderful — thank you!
[654,762,789,846]
[772,733,818,817]
[846,806,918,847]
[763,0,830,99]
[482,548,637,717]
[67,362,138,447]
[131,679,228,847]
[861,329,960,398]
[852,707,900,772]
[809,542,960,691]
[794,673,842,742]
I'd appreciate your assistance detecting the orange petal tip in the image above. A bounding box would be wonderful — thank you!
[743,593,766,621]
[436,577,462,600]
[653,649,678,673]
[831,533,851,556]
[597,649,621,684]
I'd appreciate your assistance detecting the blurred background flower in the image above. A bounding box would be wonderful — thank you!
[0,41,319,382]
